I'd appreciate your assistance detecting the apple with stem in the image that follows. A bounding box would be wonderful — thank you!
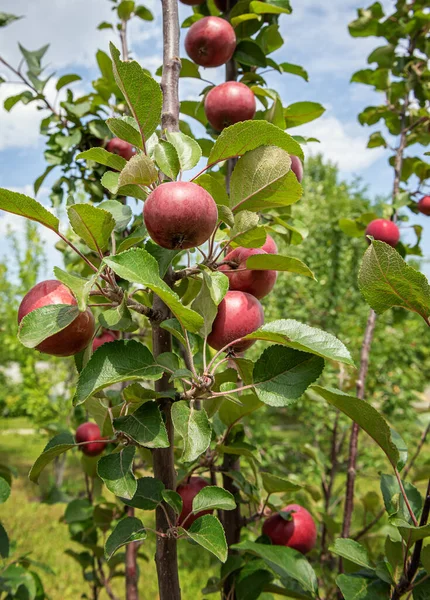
[143,181,218,249]
[18,280,95,357]
[204,82,256,131]
[207,290,264,352]
[185,17,236,68]
[365,218,400,247]
[176,477,212,529]
[218,247,277,299]
[263,504,317,554]
[75,422,107,457]
[106,138,135,161]
[417,196,430,216]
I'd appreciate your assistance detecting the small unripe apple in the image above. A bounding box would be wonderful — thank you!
[185,17,236,68]
[290,155,303,183]
[261,234,278,254]
[75,422,107,457]
[176,477,212,529]
[417,196,430,216]
[204,82,256,131]
[207,290,264,352]
[365,218,400,247]
[143,181,218,250]
[18,280,95,357]
[219,247,277,299]
[92,330,119,352]
[262,504,317,554]
[106,138,135,161]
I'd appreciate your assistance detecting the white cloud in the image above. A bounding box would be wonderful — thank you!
[296,114,385,172]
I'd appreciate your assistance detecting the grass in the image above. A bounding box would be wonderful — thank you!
[0,418,215,600]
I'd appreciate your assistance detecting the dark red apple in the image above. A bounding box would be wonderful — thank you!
[106,138,135,161]
[365,218,400,247]
[219,247,277,299]
[92,330,119,352]
[18,280,95,357]
[75,422,107,457]
[290,155,303,183]
[143,181,218,249]
[262,234,278,254]
[417,196,430,216]
[207,290,264,352]
[262,504,317,554]
[185,17,236,68]
[204,82,256,131]
[176,477,212,529]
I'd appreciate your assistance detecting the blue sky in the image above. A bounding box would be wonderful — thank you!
[0,0,429,277]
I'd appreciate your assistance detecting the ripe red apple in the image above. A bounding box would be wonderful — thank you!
[92,330,119,352]
[207,290,264,352]
[290,155,303,183]
[185,17,236,68]
[262,504,317,555]
[75,422,107,457]
[143,181,218,250]
[417,196,430,216]
[365,218,400,247]
[219,247,277,299]
[204,82,256,131]
[18,280,95,357]
[176,477,212,529]
[262,234,278,254]
[106,138,135,161]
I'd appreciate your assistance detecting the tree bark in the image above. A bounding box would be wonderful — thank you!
[125,507,139,600]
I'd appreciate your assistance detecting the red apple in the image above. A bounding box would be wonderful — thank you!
[290,155,303,183]
[143,181,218,250]
[262,504,317,555]
[18,280,95,357]
[262,234,278,254]
[106,138,135,161]
[75,422,107,457]
[92,330,119,352]
[417,196,430,216]
[176,477,212,529]
[365,218,400,247]
[219,247,277,299]
[185,17,236,68]
[207,290,264,352]
[204,82,256,131]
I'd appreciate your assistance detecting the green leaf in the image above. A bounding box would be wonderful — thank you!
[245,319,354,366]
[19,43,49,76]
[234,40,267,68]
[185,515,228,563]
[393,520,430,544]
[98,294,135,332]
[29,432,76,483]
[230,211,267,248]
[253,346,325,407]
[105,517,146,560]
[113,402,169,448]
[165,131,202,171]
[250,0,292,15]
[246,253,315,280]
[0,523,9,558]
[261,473,301,494]
[380,473,422,523]
[351,68,389,91]
[257,24,283,55]
[118,154,158,187]
[100,171,148,201]
[358,241,430,323]
[154,141,180,180]
[232,541,318,595]
[135,5,153,20]
[104,249,204,333]
[312,386,406,469]
[64,498,93,524]
[329,539,374,570]
[336,574,390,599]
[4,91,34,111]
[192,270,229,337]
[117,0,135,20]
[68,204,115,252]
[192,486,236,513]
[179,57,201,79]
[74,340,164,405]
[279,62,309,81]
[110,43,162,143]
[195,173,229,207]
[0,477,11,504]
[0,12,22,27]
[56,74,82,90]
[284,102,325,128]
[367,131,387,148]
[0,188,59,232]
[162,490,183,515]
[18,304,80,348]
[53,268,96,311]
[339,218,366,237]
[121,477,165,510]
[77,148,127,171]
[171,401,211,462]
[99,200,133,232]
[106,116,144,150]
[97,446,137,500]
